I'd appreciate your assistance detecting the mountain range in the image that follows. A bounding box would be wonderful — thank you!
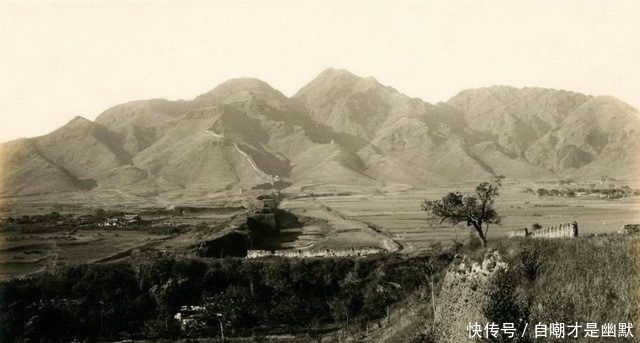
[2,68,639,196]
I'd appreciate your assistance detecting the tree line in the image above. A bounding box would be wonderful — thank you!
[0,253,451,342]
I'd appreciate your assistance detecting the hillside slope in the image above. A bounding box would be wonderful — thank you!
[0,139,95,196]
[2,69,639,196]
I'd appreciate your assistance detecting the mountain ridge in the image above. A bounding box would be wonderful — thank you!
[2,68,638,196]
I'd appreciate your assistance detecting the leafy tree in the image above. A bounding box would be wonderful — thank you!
[203,289,244,341]
[422,176,503,246]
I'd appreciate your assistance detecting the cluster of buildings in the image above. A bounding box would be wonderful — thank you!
[98,214,141,227]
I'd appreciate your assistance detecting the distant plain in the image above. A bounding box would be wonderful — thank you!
[2,181,638,280]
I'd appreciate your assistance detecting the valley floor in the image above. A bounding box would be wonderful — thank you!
[1,182,639,280]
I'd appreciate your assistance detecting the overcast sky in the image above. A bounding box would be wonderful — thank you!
[1,0,638,142]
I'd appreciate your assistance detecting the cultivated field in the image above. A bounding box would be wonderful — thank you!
[1,181,639,279]
[0,207,242,280]
[0,230,173,280]
[281,182,640,253]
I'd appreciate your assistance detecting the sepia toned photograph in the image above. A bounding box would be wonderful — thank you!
[0,1,638,342]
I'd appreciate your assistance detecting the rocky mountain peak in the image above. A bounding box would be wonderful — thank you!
[195,77,288,106]
[1,71,638,197]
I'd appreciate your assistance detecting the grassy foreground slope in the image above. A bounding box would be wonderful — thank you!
[494,235,639,342]
[430,234,640,343]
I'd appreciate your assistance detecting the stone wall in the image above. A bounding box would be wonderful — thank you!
[246,247,385,259]
[529,221,578,238]
[508,222,578,239]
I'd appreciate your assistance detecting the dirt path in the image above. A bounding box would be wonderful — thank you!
[280,198,403,252]
[315,201,404,252]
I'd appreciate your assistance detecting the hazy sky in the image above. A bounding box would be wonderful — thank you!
[1,0,639,142]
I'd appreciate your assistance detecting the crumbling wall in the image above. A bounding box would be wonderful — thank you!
[434,251,507,343]
[529,221,578,238]
[508,222,578,239]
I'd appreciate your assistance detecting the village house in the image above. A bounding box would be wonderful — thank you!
[99,214,141,227]
[174,305,206,331]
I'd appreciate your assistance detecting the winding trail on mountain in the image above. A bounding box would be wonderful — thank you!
[232,143,279,182]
